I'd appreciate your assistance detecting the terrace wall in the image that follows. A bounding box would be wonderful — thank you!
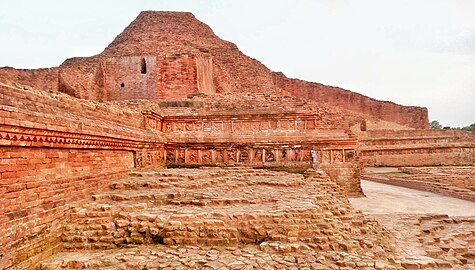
[272,72,429,130]
[359,130,475,167]
[0,85,164,269]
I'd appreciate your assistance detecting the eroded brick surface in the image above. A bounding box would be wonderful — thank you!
[371,214,475,270]
[61,168,390,250]
[40,168,401,269]
[39,245,399,270]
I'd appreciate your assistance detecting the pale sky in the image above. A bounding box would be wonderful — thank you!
[0,0,474,127]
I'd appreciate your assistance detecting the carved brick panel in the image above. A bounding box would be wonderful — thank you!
[162,114,324,134]
[164,145,358,167]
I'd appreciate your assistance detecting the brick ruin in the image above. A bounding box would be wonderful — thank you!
[359,130,475,167]
[0,11,474,269]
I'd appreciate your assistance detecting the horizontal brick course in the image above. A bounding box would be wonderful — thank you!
[0,84,164,269]
[359,130,475,166]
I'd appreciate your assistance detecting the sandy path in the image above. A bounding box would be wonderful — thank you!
[350,180,475,216]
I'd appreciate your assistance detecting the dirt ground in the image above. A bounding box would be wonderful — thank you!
[350,180,475,216]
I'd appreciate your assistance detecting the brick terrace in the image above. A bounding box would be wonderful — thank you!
[39,168,399,269]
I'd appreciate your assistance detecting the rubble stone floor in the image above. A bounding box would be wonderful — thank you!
[38,168,475,269]
[350,180,475,269]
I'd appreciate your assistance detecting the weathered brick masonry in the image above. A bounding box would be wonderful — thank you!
[359,130,475,167]
[272,72,429,130]
[0,84,164,269]
[0,84,363,268]
[0,10,474,270]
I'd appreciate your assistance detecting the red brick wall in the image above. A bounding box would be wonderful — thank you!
[0,148,134,269]
[196,55,215,95]
[359,130,475,166]
[321,163,363,197]
[156,55,199,101]
[0,67,59,92]
[361,149,475,167]
[0,84,148,139]
[272,72,429,130]
[101,54,211,102]
[59,57,105,101]
[399,167,475,193]
[104,56,158,101]
[0,84,164,269]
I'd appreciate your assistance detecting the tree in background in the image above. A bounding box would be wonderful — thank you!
[462,122,475,131]
[430,120,443,129]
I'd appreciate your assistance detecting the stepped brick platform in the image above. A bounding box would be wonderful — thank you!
[39,168,401,269]
[363,166,475,202]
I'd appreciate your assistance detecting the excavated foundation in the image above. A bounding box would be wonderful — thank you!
[39,168,400,269]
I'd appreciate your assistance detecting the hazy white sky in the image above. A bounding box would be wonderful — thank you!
[0,0,474,127]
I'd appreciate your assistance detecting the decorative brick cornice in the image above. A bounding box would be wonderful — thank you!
[0,124,163,150]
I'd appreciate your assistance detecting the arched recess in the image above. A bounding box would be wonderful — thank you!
[141,58,147,74]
